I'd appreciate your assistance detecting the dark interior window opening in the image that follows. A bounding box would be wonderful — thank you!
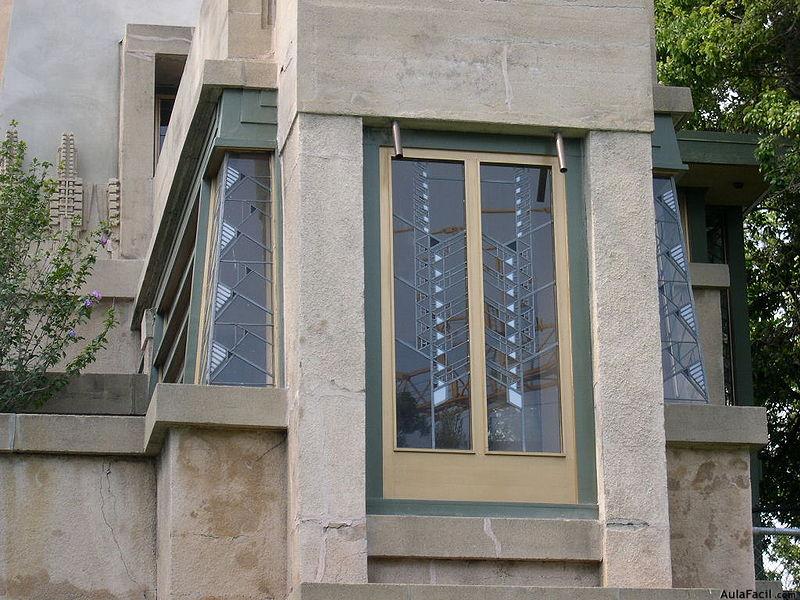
[154,54,187,172]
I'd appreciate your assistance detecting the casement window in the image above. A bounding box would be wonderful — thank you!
[380,148,577,504]
[653,176,709,403]
[197,153,276,386]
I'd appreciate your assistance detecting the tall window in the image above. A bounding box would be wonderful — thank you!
[389,152,566,455]
[203,154,275,386]
[654,177,708,403]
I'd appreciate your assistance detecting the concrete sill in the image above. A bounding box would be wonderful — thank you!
[144,383,288,454]
[291,583,720,600]
[1,383,288,456]
[367,515,602,562]
[664,403,768,448]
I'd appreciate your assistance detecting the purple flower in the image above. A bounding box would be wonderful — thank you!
[90,290,102,301]
[100,233,110,247]
[84,299,94,308]
[67,329,76,338]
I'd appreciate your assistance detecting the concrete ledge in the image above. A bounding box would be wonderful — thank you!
[654,84,694,118]
[690,263,730,289]
[0,413,144,455]
[82,259,144,299]
[665,403,768,448]
[367,515,601,562]
[291,583,720,600]
[144,383,287,454]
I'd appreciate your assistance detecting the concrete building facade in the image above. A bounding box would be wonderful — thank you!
[0,0,770,598]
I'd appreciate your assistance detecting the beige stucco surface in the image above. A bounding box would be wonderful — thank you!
[156,428,287,599]
[281,113,368,588]
[368,558,600,587]
[667,446,756,590]
[584,131,673,587]
[293,0,655,133]
[0,454,156,599]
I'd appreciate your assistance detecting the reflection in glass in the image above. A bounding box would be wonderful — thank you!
[480,164,562,453]
[654,177,708,402]
[392,159,471,450]
[207,154,273,386]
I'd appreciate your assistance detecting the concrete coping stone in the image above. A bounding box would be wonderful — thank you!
[291,583,722,600]
[689,262,730,289]
[367,515,602,562]
[0,413,145,455]
[144,383,288,454]
[664,403,768,448]
[653,84,694,118]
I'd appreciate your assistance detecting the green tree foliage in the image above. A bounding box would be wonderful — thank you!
[0,123,116,412]
[656,0,800,576]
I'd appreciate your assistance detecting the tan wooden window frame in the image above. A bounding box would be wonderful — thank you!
[379,147,579,504]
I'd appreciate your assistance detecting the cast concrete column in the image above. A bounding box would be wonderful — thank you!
[584,130,673,588]
[280,113,368,590]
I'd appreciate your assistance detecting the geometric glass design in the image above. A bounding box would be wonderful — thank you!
[654,177,708,403]
[481,164,562,452]
[206,154,274,387]
[392,159,472,450]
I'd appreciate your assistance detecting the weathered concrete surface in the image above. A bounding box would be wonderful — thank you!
[292,0,654,133]
[368,516,601,562]
[63,298,140,374]
[156,428,287,599]
[144,383,288,453]
[584,131,673,587]
[281,113,368,588]
[0,454,156,599]
[31,373,149,416]
[690,263,730,289]
[667,446,756,590]
[664,404,768,448]
[368,558,600,587]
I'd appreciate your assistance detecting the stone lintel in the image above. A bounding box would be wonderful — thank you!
[367,515,602,562]
[664,403,768,448]
[144,383,288,454]
[123,23,193,56]
[689,262,730,289]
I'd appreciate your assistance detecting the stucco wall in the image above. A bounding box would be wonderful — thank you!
[0,0,201,187]
[0,454,157,600]
[667,446,756,590]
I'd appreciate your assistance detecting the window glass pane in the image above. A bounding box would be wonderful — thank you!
[207,154,274,386]
[481,164,562,453]
[654,177,708,402]
[392,159,471,450]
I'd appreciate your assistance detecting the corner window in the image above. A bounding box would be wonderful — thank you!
[199,153,275,386]
[654,176,709,403]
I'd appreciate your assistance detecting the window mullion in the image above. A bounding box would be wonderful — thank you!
[464,157,488,456]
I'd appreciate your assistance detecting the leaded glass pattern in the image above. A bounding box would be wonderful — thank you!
[481,164,562,452]
[392,159,472,450]
[206,154,274,386]
[654,177,708,403]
